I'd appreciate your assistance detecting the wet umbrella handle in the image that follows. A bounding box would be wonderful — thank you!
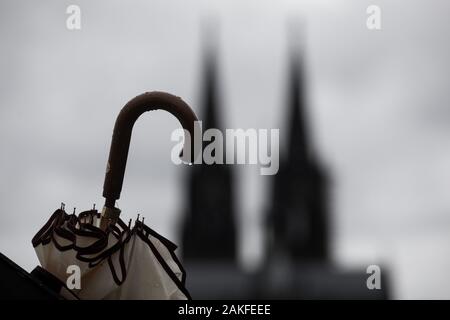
[102,91,198,213]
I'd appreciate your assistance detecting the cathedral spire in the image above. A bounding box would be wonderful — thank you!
[286,51,309,164]
[266,46,329,262]
[181,41,237,262]
[203,51,219,130]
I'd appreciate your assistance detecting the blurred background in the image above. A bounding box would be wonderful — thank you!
[1,0,450,299]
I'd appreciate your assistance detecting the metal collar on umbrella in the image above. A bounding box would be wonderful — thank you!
[100,91,199,230]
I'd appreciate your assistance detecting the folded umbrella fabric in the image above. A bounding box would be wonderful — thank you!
[32,208,190,300]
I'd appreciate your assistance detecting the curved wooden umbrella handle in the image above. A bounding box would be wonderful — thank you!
[102,91,198,215]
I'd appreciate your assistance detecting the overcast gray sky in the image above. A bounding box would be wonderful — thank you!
[1,0,450,299]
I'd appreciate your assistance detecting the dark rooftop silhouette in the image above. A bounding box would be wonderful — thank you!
[0,252,61,300]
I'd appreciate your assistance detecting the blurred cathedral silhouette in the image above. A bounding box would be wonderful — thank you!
[180,38,389,299]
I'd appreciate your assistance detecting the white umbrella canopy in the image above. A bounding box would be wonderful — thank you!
[31,92,198,300]
[32,207,189,299]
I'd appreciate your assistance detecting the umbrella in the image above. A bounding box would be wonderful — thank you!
[31,91,199,300]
